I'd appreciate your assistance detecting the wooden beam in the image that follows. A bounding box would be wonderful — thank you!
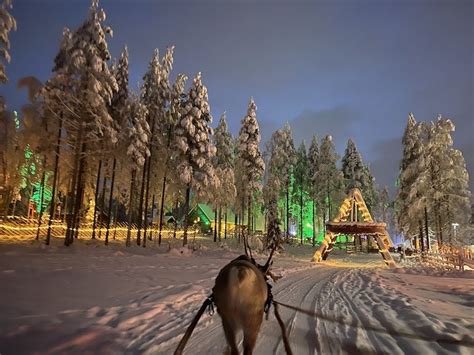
[326,222,387,235]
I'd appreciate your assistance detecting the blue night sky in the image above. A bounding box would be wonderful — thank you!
[2,0,473,196]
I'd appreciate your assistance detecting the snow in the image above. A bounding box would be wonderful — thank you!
[0,239,473,354]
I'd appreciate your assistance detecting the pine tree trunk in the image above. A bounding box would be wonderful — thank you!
[234,213,238,239]
[98,171,107,239]
[218,207,222,242]
[149,194,155,241]
[35,159,47,241]
[0,152,7,216]
[158,128,173,244]
[72,142,87,240]
[318,212,321,243]
[62,192,67,223]
[286,187,289,238]
[136,159,147,245]
[238,211,242,243]
[438,213,443,246]
[182,185,191,246]
[112,203,118,240]
[105,157,116,245]
[424,206,430,251]
[240,198,245,243]
[323,209,326,235]
[224,209,227,239]
[46,116,63,245]
[213,208,217,242]
[419,220,424,252]
[143,154,153,248]
[300,178,303,245]
[158,170,168,245]
[91,160,103,239]
[446,198,452,244]
[126,169,136,247]
[247,197,252,238]
[327,184,331,221]
[312,200,316,247]
[11,195,16,217]
[65,128,83,246]
[173,198,179,239]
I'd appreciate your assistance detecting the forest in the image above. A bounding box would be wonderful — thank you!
[0,0,471,251]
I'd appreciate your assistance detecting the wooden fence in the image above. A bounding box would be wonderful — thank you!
[422,246,472,271]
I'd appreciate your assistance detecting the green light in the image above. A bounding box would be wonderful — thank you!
[31,179,52,212]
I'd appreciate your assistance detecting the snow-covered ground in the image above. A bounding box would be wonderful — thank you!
[0,237,473,354]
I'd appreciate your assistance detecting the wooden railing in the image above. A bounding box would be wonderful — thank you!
[422,246,472,271]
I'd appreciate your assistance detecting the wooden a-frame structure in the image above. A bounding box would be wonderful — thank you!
[312,188,396,267]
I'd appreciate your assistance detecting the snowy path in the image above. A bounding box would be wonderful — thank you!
[161,267,474,355]
[0,241,473,354]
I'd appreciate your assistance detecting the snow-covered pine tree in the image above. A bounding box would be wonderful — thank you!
[157,73,187,244]
[103,45,129,244]
[174,72,217,246]
[41,28,74,244]
[213,112,236,240]
[308,135,320,246]
[17,77,60,240]
[316,135,344,227]
[361,163,378,212]
[293,140,309,244]
[237,98,265,236]
[263,123,296,237]
[143,46,175,245]
[341,138,378,211]
[47,0,118,245]
[158,74,188,245]
[0,109,23,216]
[125,93,150,247]
[0,0,17,201]
[378,186,390,223]
[262,155,280,246]
[426,116,471,245]
[397,113,426,242]
[135,49,161,245]
[341,139,364,190]
[0,0,16,86]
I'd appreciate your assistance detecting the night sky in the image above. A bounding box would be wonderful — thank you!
[3,0,473,197]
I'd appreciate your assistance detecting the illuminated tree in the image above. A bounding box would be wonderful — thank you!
[397,113,426,242]
[237,98,265,236]
[293,141,309,243]
[138,47,175,246]
[0,110,24,216]
[157,73,187,244]
[0,0,16,85]
[49,0,118,246]
[213,112,236,241]
[263,123,295,237]
[103,45,130,244]
[263,130,283,244]
[342,138,378,211]
[315,135,344,227]
[174,72,217,246]
[342,139,364,190]
[308,135,320,245]
[426,117,471,245]
[125,93,150,247]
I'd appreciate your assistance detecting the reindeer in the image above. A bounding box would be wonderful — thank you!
[212,238,279,355]
[174,234,284,355]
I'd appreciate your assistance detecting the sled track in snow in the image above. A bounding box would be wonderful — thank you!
[162,266,474,355]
